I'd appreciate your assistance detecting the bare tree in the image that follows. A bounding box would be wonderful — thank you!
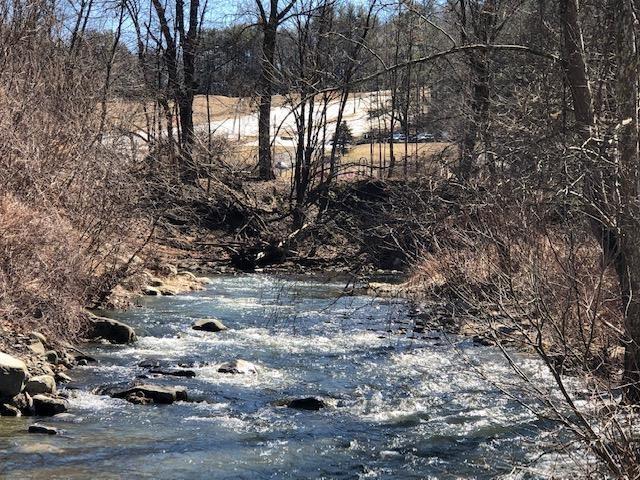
[150,0,205,182]
[254,0,297,180]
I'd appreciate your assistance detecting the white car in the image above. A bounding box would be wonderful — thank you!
[416,132,435,142]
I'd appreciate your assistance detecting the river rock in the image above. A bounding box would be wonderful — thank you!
[28,424,58,435]
[144,286,161,296]
[25,375,56,395]
[111,384,187,404]
[178,271,197,281]
[13,392,33,415]
[217,359,257,374]
[286,397,327,411]
[44,351,59,364]
[159,287,179,296]
[55,372,72,383]
[138,359,172,369]
[87,314,137,344]
[148,368,196,378]
[0,403,21,416]
[192,319,228,332]
[32,395,67,416]
[0,352,29,398]
[29,332,48,346]
[72,354,97,364]
[28,340,46,356]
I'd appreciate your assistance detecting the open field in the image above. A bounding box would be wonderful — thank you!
[109,91,455,178]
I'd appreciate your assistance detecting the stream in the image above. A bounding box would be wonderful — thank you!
[0,274,571,479]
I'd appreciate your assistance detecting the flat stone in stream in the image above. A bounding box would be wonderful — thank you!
[148,368,196,378]
[111,384,188,404]
[217,359,257,374]
[192,318,228,332]
[28,424,59,435]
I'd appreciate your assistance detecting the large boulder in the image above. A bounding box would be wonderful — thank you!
[0,352,29,399]
[87,314,137,344]
[217,359,257,374]
[32,395,67,416]
[25,375,56,395]
[110,384,187,404]
[192,319,228,332]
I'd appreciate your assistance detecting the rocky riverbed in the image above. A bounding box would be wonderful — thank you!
[0,274,583,479]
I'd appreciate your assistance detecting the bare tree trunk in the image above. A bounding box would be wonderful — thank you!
[151,0,201,183]
[98,3,125,141]
[614,0,640,403]
[177,0,200,183]
[560,0,640,402]
[258,23,277,180]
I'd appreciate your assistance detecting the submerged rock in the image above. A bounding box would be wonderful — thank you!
[32,395,67,416]
[217,359,257,374]
[148,368,196,378]
[87,314,137,344]
[25,375,56,395]
[111,384,188,404]
[71,354,97,364]
[286,397,327,411]
[192,318,228,332]
[28,424,59,435]
[0,352,29,398]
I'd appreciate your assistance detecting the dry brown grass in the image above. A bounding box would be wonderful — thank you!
[0,7,155,346]
[0,196,88,344]
[410,222,623,372]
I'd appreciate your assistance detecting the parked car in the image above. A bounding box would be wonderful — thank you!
[390,132,406,143]
[416,132,436,142]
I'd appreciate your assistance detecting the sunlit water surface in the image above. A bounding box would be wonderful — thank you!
[0,275,572,479]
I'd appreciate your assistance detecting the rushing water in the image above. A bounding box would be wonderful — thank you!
[0,275,571,479]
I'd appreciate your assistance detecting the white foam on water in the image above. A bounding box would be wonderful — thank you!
[196,363,295,390]
[68,389,127,411]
